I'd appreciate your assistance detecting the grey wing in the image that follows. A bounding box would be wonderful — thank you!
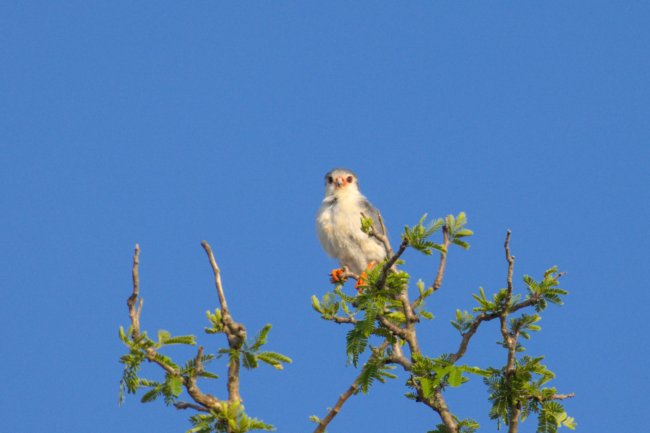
[360,198,386,237]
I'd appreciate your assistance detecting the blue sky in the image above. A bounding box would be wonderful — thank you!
[1,1,648,432]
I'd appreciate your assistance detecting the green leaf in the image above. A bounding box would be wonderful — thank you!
[419,377,434,399]
[311,295,323,313]
[168,375,183,398]
[163,335,197,346]
[243,351,258,369]
[199,371,219,380]
[157,329,172,343]
[119,326,128,343]
[257,351,292,370]
[140,385,163,403]
[455,228,474,238]
[251,324,272,351]
[447,367,464,387]
[360,214,375,235]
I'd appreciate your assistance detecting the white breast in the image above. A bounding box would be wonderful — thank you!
[316,195,385,274]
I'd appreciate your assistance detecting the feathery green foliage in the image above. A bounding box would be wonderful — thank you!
[311,212,574,433]
[403,214,445,255]
[357,354,398,394]
[188,402,275,433]
[428,418,480,433]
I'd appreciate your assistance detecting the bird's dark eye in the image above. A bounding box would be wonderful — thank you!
[346,176,353,183]
[327,176,333,184]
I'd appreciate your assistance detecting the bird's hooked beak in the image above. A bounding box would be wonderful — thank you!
[334,176,347,188]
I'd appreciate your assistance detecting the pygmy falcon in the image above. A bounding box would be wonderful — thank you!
[316,168,388,284]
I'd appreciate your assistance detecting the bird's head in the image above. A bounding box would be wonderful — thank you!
[324,168,360,197]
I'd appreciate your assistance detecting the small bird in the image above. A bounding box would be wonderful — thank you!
[316,168,388,285]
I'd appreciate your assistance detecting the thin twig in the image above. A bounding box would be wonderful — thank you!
[313,341,389,433]
[387,342,412,369]
[505,230,515,301]
[174,401,211,412]
[202,240,230,317]
[431,225,451,292]
[361,211,393,259]
[124,244,222,412]
[313,382,359,433]
[330,316,358,324]
[127,244,142,338]
[381,238,408,278]
[377,213,393,257]
[552,393,576,400]
[449,296,541,363]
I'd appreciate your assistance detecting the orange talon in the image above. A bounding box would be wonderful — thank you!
[355,271,368,292]
[355,262,377,293]
[330,268,347,284]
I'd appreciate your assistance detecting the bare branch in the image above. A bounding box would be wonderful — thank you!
[313,341,390,433]
[505,230,515,301]
[387,342,412,369]
[330,316,357,324]
[174,401,210,412]
[552,393,576,400]
[201,240,230,317]
[127,244,142,338]
[124,244,223,412]
[431,225,451,292]
[381,238,408,277]
[184,347,222,409]
[313,381,359,433]
[377,212,392,256]
[201,240,246,404]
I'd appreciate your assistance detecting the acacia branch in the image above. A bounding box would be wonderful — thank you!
[500,231,520,433]
[410,225,452,310]
[330,315,357,324]
[201,240,246,404]
[505,229,515,301]
[361,211,393,258]
[431,225,451,292]
[313,341,390,433]
[387,342,412,369]
[552,393,576,400]
[174,401,210,412]
[449,295,541,364]
[127,244,143,339]
[313,380,359,433]
[125,245,222,412]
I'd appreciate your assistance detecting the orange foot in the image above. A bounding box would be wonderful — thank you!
[354,262,377,293]
[355,271,368,292]
[330,268,348,284]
